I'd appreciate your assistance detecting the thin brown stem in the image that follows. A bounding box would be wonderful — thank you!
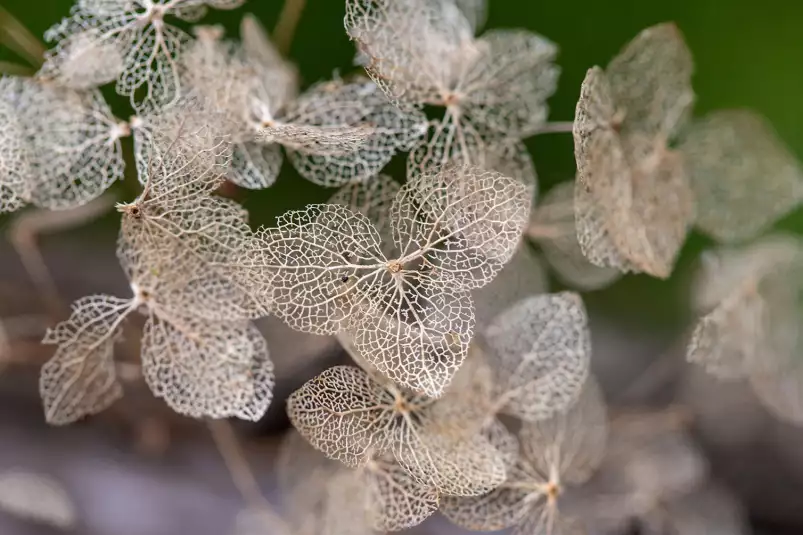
[535,121,575,135]
[0,5,45,67]
[9,193,116,320]
[273,0,307,57]
[0,60,33,76]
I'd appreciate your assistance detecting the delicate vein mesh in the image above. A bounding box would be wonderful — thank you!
[573,59,694,278]
[329,174,400,257]
[605,22,694,144]
[39,28,125,89]
[393,165,531,290]
[280,78,427,187]
[0,79,30,213]
[530,181,621,290]
[484,292,591,422]
[141,313,273,420]
[18,80,125,210]
[679,109,803,243]
[0,472,76,529]
[360,456,440,530]
[287,365,506,496]
[40,295,132,425]
[442,377,607,533]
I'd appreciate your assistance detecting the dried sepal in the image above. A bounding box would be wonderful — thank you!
[687,235,803,380]
[141,314,273,421]
[38,27,125,90]
[574,58,694,278]
[18,80,127,210]
[393,165,531,289]
[270,78,427,187]
[605,22,694,143]
[679,109,803,243]
[442,377,607,534]
[484,292,592,422]
[328,174,400,256]
[0,472,77,529]
[529,181,621,290]
[40,295,137,425]
[287,365,507,496]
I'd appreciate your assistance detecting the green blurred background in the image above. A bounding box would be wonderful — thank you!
[2,0,803,333]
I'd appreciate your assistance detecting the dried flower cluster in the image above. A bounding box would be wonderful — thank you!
[0,0,800,533]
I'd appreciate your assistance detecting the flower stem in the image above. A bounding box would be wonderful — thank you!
[273,0,307,57]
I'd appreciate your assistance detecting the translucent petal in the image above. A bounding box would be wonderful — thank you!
[141,314,273,421]
[0,472,76,529]
[687,235,803,380]
[229,141,283,189]
[39,28,125,90]
[484,292,592,422]
[39,295,135,425]
[350,277,475,397]
[519,376,608,485]
[460,29,559,137]
[530,181,621,290]
[392,165,532,290]
[606,22,694,142]
[286,365,394,468]
[440,474,530,530]
[0,80,31,213]
[283,79,427,187]
[242,204,386,335]
[361,456,439,531]
[346,0,476,107]
[679,109,803,243]
[453,0,487,33]
[19,82,126,210]
[328,174,400,258]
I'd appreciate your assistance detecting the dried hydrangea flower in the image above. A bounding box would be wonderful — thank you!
[40,124,274,424]
[678,109,803,243]
[687,234,803,424]
[42,0,245,111]
[287,364,507,498]
[241,165,531,396]
[346,0,558,178]
[528,181,621,290]
[182,22,425,189]
[4,76,127,210]
[441,376,607,535]
[573,23,695,278]
[0,471,77,529]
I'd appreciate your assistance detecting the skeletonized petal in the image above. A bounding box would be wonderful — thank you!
[362,457,439,531]
[286,365,394,468]
[485,292,591,422]
[606,22,694,142]
[679,109,803,243]
[40,295,134,425]
[282,78,427,187]
[141,314,273,421]
[393,165,532,290]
